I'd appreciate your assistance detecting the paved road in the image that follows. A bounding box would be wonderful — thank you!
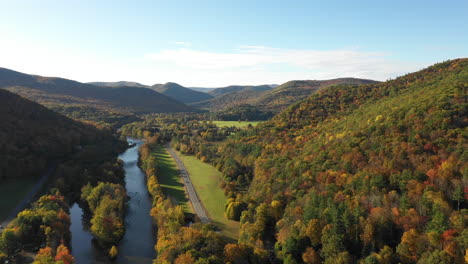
[0,164,57,231]
[166,146,210,223]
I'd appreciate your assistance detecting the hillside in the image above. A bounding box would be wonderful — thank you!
[187,87,216,93]
[0,68,194,119]
[257,78,378,111]
[173,59,467,263]
[88,81,149,88]
[192,78,377,112]
[151,82,213,104]
[191,89,267,111]
[0,89,122,180]
[208,84,274,97]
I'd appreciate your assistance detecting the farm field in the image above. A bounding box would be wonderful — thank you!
[212,120,262,128]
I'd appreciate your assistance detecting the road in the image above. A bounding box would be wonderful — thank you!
[0,164,57,231]
[166,146,210,223]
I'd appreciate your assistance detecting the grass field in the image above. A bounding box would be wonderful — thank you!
[176,152,240,240]
[0,179,36,221]
[212,120,262,128]
[154,145,193,213]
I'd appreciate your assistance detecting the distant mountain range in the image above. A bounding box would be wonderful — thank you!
[88,81,149,88]
[0,68,194,115]
[150,82,214,104]
[191,78,378,111]
[0,67,379,121]
[149,83,277,104]
[208,84,274,97]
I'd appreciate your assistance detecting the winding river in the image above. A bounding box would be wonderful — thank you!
[70,137,155,263]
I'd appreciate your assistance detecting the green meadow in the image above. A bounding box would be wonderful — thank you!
[176,152,239,240]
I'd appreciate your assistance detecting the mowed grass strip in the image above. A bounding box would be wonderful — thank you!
[0,179,36,221]
[212,120,262,128]
[153,145,193,213]
[175,152,240,240]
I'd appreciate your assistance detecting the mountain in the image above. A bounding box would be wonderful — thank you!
[213,59,467,263]
[191,78,377,111]
[208,84,274,97]
[187,87,216,93]
[256,78,378,110]
[88,81,149,88]
[0,89,121,180]
[151,82,213,104]
[191,89,266,111]
[0,68,194,118]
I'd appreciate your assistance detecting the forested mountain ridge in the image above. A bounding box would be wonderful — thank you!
[257,78,378,111]
[151,82,214,103]
[88,81,149,88]
[0,89,120,180]
[208,84,274,97]
[191,78,378,112]
[190,59,467,263]
[0,67,194,116]
[191,89,268,111]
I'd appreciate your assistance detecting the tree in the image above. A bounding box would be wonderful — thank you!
[396,229,421,263]
[451,185,463,211]
[224,243,247,264]
[417,250,453,264]
[0,228,19,256]
[426,206,447,234]
[174,252,194,264]
[320,224,345,260]
[324,251,351,264]
[305,219,321,247]
[302,247,321,264]
[109,245,118,260]
[33,247,55,264]
[55,244,75,264]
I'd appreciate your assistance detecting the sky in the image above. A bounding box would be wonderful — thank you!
[0,0,467,87]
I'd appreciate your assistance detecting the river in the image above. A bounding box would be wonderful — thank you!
[70,137,155,263]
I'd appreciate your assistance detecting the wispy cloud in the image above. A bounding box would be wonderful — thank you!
[143,46,422,85]
[0,41,424,87]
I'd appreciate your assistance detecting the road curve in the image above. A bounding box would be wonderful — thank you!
[166,146,210,223]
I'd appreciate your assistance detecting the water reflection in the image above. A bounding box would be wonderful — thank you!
[70,137,155,263]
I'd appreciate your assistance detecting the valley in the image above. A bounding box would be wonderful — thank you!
[0,57,466,264]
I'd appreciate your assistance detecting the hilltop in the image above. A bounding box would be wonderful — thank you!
[208,84,274,97]
[88,81,149,88]
[151,82,213,104]
[192,78,377,111]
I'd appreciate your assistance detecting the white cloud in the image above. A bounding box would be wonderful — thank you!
[143,46,422,85]
[0,41,424,87]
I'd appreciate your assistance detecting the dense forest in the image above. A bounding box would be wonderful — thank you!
[0,89,123,181]
[215,59,468,263]
[122,59,467,263]
[191,78,378,112]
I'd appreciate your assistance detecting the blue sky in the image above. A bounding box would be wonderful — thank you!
[0,0,466,86]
